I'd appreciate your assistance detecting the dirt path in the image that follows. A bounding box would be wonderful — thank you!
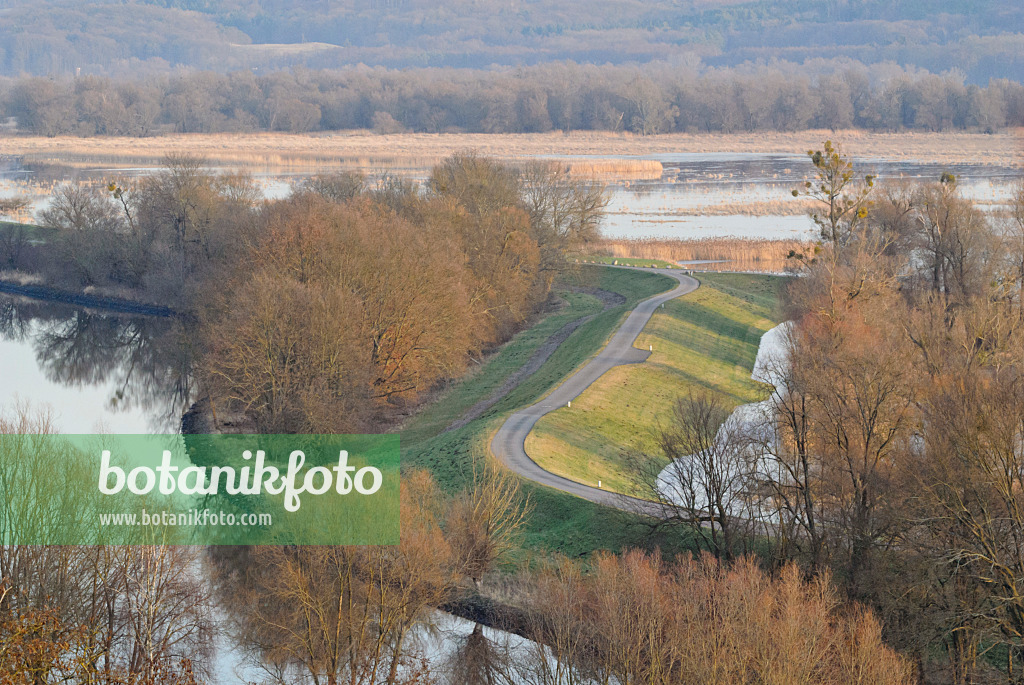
[444,287,624,433]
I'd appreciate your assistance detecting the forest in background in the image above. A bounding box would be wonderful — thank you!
[4,60,1024,137]
[1,0,1022,79]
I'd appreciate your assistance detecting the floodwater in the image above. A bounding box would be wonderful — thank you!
[2,152,1020,240]
[603,152,1020,239]
[0,295,194,433]
[0,298,538,685]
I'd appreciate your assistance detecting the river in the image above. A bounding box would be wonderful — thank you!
[0,291,541,684]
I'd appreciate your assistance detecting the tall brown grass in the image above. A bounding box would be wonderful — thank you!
[17,151,665,179]
[594,237,814,273]
[562,158,663,179]
[18,151,444,173]
[649,197,816,216]
[5,130,1018,172]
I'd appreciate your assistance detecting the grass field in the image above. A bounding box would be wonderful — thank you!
[401,264,685,559]
[593,237,813,274]
[525,272,788,496]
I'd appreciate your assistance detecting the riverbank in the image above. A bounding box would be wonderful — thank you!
[0,278,180,317]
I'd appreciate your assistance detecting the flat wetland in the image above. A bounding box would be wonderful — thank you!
[2,129,1020,243]
[3,129,1023,170]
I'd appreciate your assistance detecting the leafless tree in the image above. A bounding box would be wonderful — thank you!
[626,391,758,561]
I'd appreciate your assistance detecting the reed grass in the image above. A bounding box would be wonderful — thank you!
[3,129,1019,173]
[562,158,663,179]
[613,198,817,217]
[591,237,815,273]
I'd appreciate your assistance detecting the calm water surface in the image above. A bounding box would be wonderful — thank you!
[2,152,1020,241]
[0,295,193,432]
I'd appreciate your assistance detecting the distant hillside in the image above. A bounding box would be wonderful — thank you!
[1,0,1023,80]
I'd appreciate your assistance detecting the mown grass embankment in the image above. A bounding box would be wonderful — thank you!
[401,264,683,559]
[525,272,788,496]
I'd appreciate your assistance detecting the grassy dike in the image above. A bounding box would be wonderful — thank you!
[401,264,680,559]
[526,272,788,496]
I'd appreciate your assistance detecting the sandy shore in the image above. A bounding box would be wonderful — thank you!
[2,129,1022,170]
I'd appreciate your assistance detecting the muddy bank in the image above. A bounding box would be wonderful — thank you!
[0,279,180,317]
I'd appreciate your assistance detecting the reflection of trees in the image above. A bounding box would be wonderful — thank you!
[0,295,195,431]
[443,622,516,685]
[0,296,39,342]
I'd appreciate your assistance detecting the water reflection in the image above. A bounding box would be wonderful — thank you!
[0,295,195,433]
[600,153,1020,239]
[441,621,518,685]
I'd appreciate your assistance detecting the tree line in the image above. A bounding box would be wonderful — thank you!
[5,144,1023,681]
[3,60,1023,137]
[0,148,921,683]
[11,153,604,431]
[628,142,1024,682]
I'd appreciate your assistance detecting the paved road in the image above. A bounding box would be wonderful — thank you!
[490,267,699,512]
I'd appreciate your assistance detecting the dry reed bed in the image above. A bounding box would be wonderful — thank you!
[2,129,1021,170]
[595,237,814,273]
[11,151,441,173]
[610,198,818,217]
[562,158,663,179]
[13,150,664,179]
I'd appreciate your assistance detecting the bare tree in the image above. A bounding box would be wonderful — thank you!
[1009,179,1024,320]
[522,550,914,685]
[911,176,998,303]
[294,172,365,204]
[446,464,531,588]
[627,391,757,561]
[915,368,1024,681]
[225,469,460,685]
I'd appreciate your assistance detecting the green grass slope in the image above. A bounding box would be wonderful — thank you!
[400,265,682,559]
[525,272,787,496]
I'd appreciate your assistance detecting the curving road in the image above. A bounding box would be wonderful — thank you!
[490,267,699,512]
